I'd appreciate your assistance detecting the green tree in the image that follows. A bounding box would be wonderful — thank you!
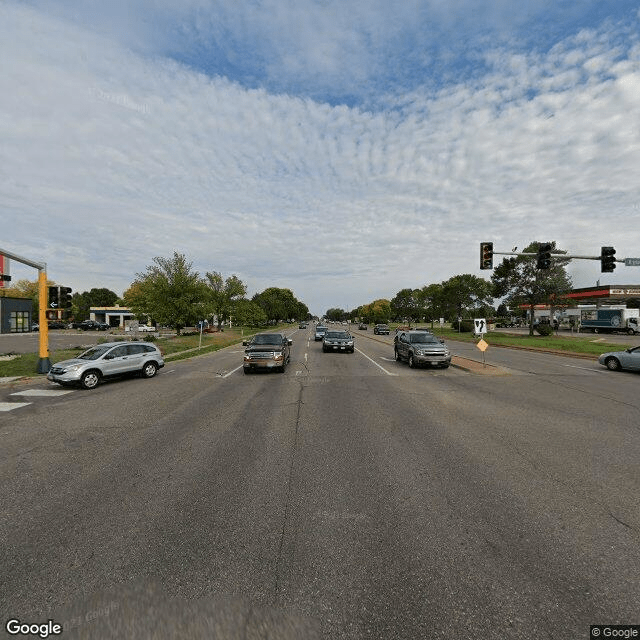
[418,283,445,328]
[204,272,247,329]
[252,287,307,322]
[390,288,423,323]
[128,252,205,334]
[325,307,346,321]
[231,299,268,327]
[71,288,119,321]
[492,241,572,335]
[439,274,494,322]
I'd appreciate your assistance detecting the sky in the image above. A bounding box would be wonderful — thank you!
[2,0,640,316]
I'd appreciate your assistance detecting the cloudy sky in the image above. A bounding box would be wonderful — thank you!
[2,1,640,315]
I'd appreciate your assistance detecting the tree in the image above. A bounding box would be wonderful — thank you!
[439,274,494,322]
[325,307,346,321]
[128,252,205,334]
[360,299,391,324]
[390,288,423,323]
[231,299,268,327]
[418,283,445,328]
[252,287,307,322]
[71,288,119,321]
[204,272,247,328]
[492,241,572,335]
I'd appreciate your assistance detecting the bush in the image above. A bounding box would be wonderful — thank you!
[458,320,475,332]
[536,323,554,336]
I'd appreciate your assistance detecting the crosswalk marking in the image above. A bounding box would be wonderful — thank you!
[10,389,74,397]
[0,402,31,412]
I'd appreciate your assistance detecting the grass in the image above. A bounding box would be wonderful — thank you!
[0,324,291,377]
[391,324,630,357]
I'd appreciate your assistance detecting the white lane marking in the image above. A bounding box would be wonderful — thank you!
[355,347,398,376]
[10,389,74,397]
[563,364,603,373]
[305,353,308,363]
[0,402,31,412]
[222,364,244,378]
[380,357,395,362]
[296,370,302,376]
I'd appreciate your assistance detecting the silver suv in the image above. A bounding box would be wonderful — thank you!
[394,331,451,368]
[47,341,165,389]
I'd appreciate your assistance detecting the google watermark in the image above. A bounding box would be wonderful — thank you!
[89,87,149,115]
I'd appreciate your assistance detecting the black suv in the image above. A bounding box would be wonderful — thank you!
[373,324,390,335]
[79,320,109,331]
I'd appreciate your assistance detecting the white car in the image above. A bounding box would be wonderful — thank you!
[125,324,156,332]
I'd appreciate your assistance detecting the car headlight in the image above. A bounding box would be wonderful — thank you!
[347,341,353,345]
[66,364,82,372]
[273,351,283,358]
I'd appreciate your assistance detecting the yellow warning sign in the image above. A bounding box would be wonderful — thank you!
[476,339,488,352]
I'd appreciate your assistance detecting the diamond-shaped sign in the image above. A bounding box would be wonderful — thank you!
[476,339,488,352]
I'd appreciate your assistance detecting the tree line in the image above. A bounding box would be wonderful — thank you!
[332,241,574,336]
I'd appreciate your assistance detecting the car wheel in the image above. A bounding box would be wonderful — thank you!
[80,370,100,389]
[141,362,158,378]
[441,364,450,369]
[243,367,250,374]
[605,357,621,371]
[593,328,599,334]
[628,328,636,335]
[408,353,415,368]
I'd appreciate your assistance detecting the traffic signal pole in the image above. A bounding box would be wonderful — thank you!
[0,247,50,373]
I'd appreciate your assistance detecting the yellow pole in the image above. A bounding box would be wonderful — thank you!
[36,269,51,373]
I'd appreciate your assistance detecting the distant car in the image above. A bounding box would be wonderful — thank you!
[47,341,164,389]
[67,321,85,329]
[243,333,292,373]
[299,322,307,329]
[79,320,108,331]
[31,323,39,332]
[322,330,354,353]
[47,321,67,330]
[314,325,328,341]
[373,324,390,335]
[394,331,451,369]
[598,346,640,372]
[126,324,155,332]
[358,323,368,330]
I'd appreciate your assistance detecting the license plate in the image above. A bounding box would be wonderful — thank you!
[340,346,345,349]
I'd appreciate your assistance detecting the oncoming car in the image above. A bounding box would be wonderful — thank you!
[314,325,328,341]
[243,333,292,373]
[598,346,640,372]
[322,330,354,353]
[47,341,164,389]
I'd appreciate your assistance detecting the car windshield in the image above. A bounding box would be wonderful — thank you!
[325,331,350,338]
[251,334,283,345]
[77,345,113,360]
[316,327,327,332]
[410,333,439,344]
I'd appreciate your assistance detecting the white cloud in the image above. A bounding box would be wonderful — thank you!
[2,2,640,314]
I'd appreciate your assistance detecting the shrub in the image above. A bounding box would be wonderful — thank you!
[458,320,475,332]
[536,324,554,336]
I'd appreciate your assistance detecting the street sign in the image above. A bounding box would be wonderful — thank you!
[474,318,487,334]
[624,258,640,266]
[477,339,488,352]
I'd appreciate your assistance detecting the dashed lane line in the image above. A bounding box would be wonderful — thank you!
[10,389,75,397]
[0,402,31,412]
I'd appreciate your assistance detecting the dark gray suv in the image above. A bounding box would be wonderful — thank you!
[394,331,451,368]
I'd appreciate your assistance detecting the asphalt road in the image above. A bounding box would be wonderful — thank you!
[1,327,638,639]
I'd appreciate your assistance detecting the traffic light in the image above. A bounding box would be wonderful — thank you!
[600,246,616,272]
[60,286,73,309]
[48,286,60,308]
[536,242,552,269]
[480,242,493,270]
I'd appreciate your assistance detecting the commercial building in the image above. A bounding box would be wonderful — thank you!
[0,296,33,334]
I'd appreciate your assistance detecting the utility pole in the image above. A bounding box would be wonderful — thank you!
[0,247,50,373]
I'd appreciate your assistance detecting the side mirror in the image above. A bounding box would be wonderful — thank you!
[439,338,445,344]
[242,340,247,346]
[288,339,293,345]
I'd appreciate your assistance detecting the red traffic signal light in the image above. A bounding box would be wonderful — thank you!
[480,242,493,270]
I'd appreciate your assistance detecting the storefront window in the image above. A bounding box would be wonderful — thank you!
[10,311,30,333]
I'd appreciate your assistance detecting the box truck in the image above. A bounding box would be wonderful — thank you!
[580,308,640,334]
